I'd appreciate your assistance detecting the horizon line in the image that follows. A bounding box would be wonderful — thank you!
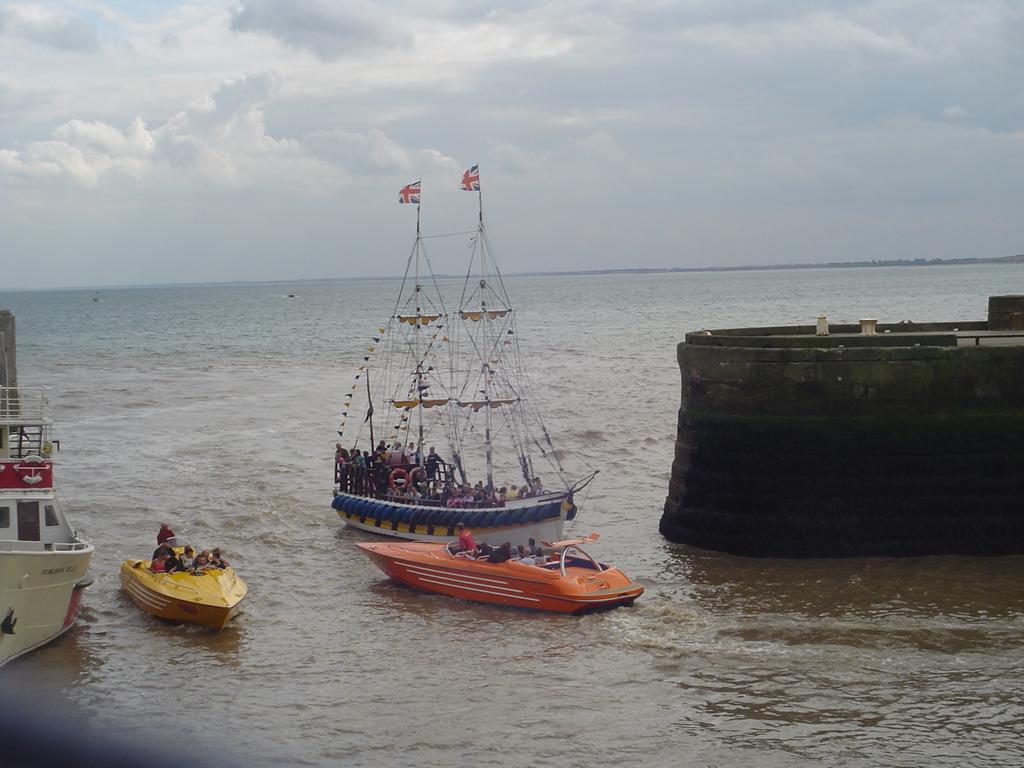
[2,253,1021,294]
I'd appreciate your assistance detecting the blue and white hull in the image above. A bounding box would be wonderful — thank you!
[332,491,575,547]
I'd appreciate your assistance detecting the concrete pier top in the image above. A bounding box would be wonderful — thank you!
[686,321,1024,349]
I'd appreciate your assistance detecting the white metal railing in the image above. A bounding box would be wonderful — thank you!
[50,540,92,552]
[0,539,91,552]
[0,386,52,425]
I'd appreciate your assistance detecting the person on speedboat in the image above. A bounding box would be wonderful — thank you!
[178,546,195,570]
[486,542,512,564]
[157,522,176,546]
[209,548,229,568]
[454,522,476,554]
[515,550,540,566]
[149,550,170,573]
[164,548,183,573]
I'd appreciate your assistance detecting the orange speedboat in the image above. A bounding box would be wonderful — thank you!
[358,534,643,614]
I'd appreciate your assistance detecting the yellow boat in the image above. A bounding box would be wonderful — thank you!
[119,558,247,630]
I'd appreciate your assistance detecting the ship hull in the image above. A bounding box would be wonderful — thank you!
[359,541,643,615]
[0,545,94,668]
[120,561,246,630]
[333,491,573,547]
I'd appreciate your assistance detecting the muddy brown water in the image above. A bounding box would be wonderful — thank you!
[2,266,1022,766]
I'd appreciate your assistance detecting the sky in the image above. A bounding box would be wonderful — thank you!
[1,0,1023,289]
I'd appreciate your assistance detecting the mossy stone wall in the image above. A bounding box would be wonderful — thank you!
[661,329,1024,556]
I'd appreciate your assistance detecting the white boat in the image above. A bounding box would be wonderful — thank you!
[0,385,93,668]
[331,170,596,546]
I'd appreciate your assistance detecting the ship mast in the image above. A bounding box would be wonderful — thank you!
[414,204,425,466]
[476,183,495,490]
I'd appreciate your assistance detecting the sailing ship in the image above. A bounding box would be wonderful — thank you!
[331,168,596,546]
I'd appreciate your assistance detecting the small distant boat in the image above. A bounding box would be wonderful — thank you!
[358,534,643,614]
[119,556,246,630]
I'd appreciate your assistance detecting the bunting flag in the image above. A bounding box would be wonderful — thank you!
[398,180,421,204]
[461,165,480,192]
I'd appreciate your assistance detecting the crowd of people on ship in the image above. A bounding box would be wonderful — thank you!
[149,523,231,575]
[334,441,546,506]
[450,523,550,566]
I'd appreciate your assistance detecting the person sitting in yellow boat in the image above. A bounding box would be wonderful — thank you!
[178,546,195,570]
[209,548,230,568]
[164,548,183,573]
[191,552,214,573]
[150,550,170,573]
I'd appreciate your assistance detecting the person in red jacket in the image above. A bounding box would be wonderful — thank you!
[156,522,175,546]
[455,522,476,554]
[149,551,169,573]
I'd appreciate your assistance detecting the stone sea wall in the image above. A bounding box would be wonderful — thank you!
[661,298,1024,557]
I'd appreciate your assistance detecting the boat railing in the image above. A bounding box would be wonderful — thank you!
[0,539,89,553]
[559,546,605,577]
[335,461,565,509]
[0,386,52,425]
[48,540,91,552]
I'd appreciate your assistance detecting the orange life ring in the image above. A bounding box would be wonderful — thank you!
[409,467,427,486]
[388,467,409,490]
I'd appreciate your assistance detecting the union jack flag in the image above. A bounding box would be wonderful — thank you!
[398,180,421,204]
[460,165,480,192]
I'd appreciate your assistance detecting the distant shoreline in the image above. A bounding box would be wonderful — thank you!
[509,254,1024,278]
[3,254,1022,293]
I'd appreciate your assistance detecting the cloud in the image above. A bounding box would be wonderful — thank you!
[0,72,457,191]
[0,3,100,52]
[0,73,299,186]
[488,144,542,175]
[572,131,626,162]
[943,104,967,120]
[304,128,457,177]
[230,0,410,60]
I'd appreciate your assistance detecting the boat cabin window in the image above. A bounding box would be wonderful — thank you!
[44,505,60,527]
[0,506,9,528]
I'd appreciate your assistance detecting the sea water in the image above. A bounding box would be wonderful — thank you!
[1,264,1022,767]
